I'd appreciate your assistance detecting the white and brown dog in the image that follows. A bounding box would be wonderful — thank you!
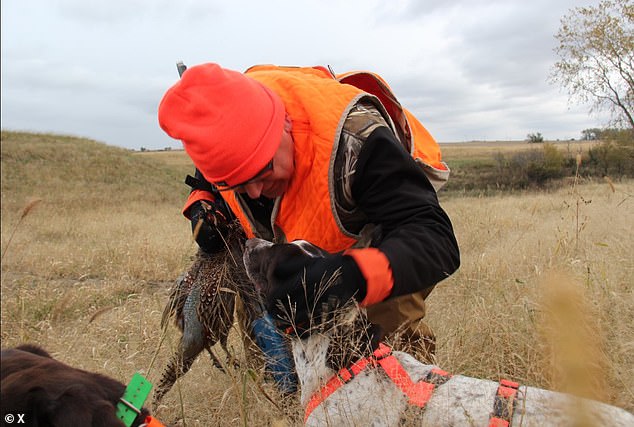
[243,238,634,427]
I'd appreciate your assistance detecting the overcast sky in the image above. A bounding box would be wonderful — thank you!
[1,0,607,150]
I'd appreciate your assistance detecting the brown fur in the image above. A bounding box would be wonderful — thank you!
[1,344,149,427]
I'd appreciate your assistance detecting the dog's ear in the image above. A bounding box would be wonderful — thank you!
[15,344,52,358]
[292,240,329,258]
[325,308,385,371]
[245,241,309,294]
[22,386,98,427]
[268,243,312,278]
[259,243,309,297]
[49,399,124,427]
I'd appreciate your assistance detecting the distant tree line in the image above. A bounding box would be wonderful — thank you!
[525,128,633,143]
[443,129,633,194]
[137,146,174,152]
[504,129,633,189]
[581,127,633,141]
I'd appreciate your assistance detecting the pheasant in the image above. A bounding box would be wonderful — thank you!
[154,219,258,403]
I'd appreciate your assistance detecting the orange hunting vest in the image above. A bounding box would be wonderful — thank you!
[221,65,449,253]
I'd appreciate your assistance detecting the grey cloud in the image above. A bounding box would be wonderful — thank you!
[1,0,609,149]
[55,0,222,25]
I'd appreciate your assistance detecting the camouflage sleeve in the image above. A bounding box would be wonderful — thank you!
[333,100,393,235]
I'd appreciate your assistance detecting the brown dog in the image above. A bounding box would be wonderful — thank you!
[1,344,150,427]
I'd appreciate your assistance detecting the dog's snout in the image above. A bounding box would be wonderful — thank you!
[244,238,274,254]
[243,238,275,291]
[245,238,264,251]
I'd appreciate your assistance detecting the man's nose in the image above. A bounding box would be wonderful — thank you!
[243,181,264,199]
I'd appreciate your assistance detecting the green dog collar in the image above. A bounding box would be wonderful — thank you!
[116,372,153,427]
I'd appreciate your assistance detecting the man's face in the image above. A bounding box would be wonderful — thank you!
[239,123,294,199]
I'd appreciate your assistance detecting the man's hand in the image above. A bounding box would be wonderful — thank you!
[265,250,367,329]
[189,200,232,253]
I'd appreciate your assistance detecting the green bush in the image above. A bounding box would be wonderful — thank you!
[583,142,634,177]
[441,130,634,195]
[493,143,567,189]
[526,132,544,143]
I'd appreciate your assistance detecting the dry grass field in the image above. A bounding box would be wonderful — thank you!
[137,139,601,169]
[1,131,632,426]
[440,139,600,157]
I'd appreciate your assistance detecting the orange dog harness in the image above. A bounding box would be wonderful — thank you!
[489,379,521,427]
[305,343,522,425]
[304,343,451,422]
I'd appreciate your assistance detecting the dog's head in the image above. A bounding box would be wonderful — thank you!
[243,239,383,367]
[243,238,329,296]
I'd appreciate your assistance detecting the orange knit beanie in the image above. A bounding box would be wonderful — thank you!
[158,63,285,187]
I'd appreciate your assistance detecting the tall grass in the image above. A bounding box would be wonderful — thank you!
[432,181,633,412]
[1,131,632,425]
[1,131,193,281]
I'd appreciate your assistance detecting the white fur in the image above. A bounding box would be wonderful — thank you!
[294,333,634,426]
[244,238,634,426]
